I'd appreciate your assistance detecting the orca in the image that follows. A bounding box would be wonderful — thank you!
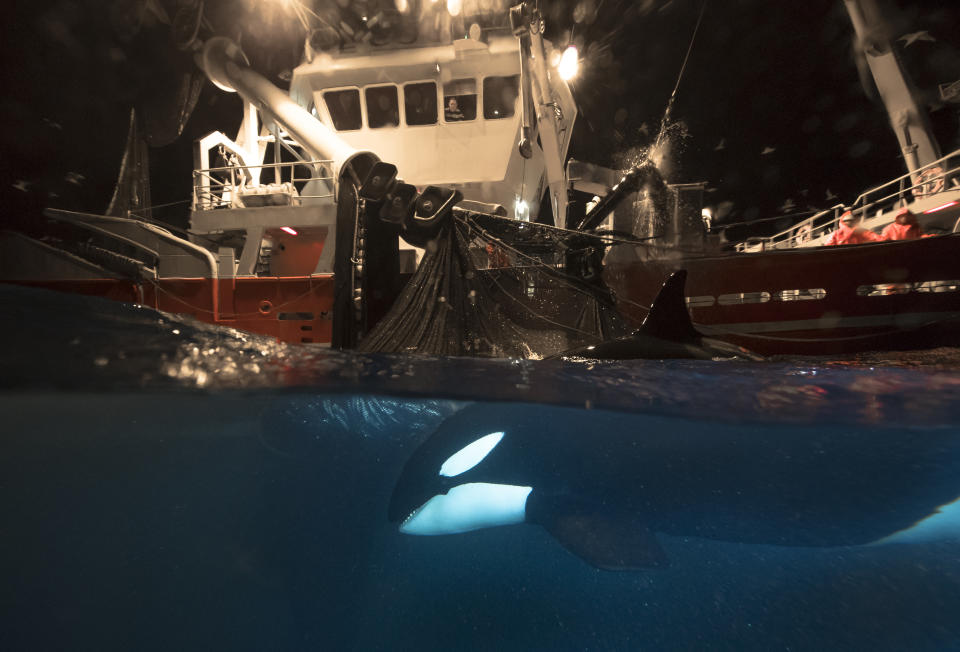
[552,270,763,361]
[388,402,960,570]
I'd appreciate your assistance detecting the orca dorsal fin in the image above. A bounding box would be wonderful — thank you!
[639,270,700,342]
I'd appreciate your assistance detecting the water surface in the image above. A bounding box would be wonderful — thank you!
[2,285,960,651]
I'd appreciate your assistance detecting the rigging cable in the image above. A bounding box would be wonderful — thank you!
[653,0,709,151]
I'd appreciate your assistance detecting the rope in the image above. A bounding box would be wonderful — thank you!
[458,208,702,250]
[459,214,621,304]
[125,201,224,249]
[654,0,709,150]
[133,198,192,212]
[480,266,604,340]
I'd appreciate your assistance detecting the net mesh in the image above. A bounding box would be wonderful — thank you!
[357,210,631,359]
[106,109,152,219]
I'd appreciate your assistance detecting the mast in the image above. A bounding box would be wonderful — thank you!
[843,0,941,177]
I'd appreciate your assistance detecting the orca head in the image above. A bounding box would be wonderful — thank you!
[389,415,532,536]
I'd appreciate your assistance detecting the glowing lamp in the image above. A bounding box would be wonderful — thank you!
[515,198,530,221]
[280,226,298,235]
[557,46,579,82]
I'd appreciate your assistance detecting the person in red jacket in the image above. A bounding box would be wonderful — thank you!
[881,207,922,241]
[824,210,882,245]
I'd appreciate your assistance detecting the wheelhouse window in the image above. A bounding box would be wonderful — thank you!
[365,85,400,129]
[404,82,437,126]
[323,89,362,131]
[483,75,520,120]
[443,78,477,122]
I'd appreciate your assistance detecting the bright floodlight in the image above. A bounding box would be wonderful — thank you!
[446,0,462,16]
[558,46,579,81]
[515,197,530,221]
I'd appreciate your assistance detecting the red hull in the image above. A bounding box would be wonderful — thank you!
[604,234,960,355]
[11,276,335,345]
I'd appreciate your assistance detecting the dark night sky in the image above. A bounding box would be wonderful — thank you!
[1,0,958,239]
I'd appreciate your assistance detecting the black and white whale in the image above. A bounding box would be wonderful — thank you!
[552,270,763,361]
[389,402,960,570]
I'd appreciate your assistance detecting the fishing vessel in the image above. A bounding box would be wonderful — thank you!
[601,0,960,355]
[0,2,585,348]
[1,0,958,357]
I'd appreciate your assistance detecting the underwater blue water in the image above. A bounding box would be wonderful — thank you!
[2,284,960,651]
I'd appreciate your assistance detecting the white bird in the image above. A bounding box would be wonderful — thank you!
[825,188,839,201]
[899,31,936,48]
[761,146,776,155]
[65,172,85,186]
[714,138,726,151]
[13,180,29,192]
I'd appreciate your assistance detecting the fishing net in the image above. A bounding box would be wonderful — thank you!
[357,209,632,359]
[106,109,152,218]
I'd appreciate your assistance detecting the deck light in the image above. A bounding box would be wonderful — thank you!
[515,197,530,221]
[447,0,462,16]
[280,226,298,235]
[558,46,579,82]
[922,201,958,214]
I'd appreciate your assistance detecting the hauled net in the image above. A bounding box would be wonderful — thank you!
[357,210,632,359]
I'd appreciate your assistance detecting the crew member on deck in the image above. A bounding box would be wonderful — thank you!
[824,210,881,246]
[444,97,465,121]
[881,207,922,241]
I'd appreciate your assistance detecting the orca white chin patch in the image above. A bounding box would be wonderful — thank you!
[399,482,532,536]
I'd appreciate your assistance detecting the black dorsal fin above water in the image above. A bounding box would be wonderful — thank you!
[639,270,700,343]
[548,269,761,360]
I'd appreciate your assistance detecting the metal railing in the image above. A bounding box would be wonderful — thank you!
[193,159,335,211]
[736,148,960,252]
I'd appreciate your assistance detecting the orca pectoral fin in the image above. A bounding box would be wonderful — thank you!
[540,510,668,571]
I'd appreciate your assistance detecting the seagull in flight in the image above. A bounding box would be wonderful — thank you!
[825,188,839,201]
[761,146,776,155]
[714,138,726,151]
[899,31,936,48]
[65,172,85,186]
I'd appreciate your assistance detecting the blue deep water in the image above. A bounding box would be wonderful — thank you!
[2,284,960,651]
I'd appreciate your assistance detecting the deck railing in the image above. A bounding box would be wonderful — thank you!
[193,159,335,211]
[735,149,960,252]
